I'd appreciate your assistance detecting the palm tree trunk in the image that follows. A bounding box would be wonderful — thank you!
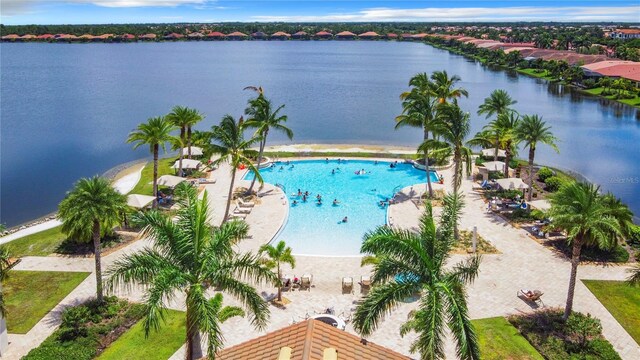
[248,136,266,194]
[423,129,433,198]
[526,146,535,201]
[563,237,583,321]
[92,220,103,303]
[504,141,511,176]
[185,301,203,360]
[178,151,184,177]
[494,135,500,162]
[187,126,192,159]
[178,127,185,176]
[223,167,237,224]
[277,262,282,302]
[153,144,159,209]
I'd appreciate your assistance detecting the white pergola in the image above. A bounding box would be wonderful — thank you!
[481,161,506,172]
[496,178,529,190]
[127,194,156,209]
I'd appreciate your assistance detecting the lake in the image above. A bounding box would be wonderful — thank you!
[1,41,639,227]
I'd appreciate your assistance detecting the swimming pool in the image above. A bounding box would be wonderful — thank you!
[245,159,438,256]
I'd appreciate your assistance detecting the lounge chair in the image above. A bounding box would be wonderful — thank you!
[518,289,544,306]
[198,178,216,184]
[342,277,353,294]
[359,275,371,294]
[234,201,252,213]
[238,198,255,208]
[338,311,352,324]
[228,212,247,220]
[300,274,312,291]
[281,275,293,292]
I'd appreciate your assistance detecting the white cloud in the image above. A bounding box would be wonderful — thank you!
[251,6,640,22]
[0,0,38,16]
[73,0,208,8]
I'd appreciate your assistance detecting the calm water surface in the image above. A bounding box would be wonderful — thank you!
[1,41,639,226]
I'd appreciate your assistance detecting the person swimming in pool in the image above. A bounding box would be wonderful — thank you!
[292,200,298,205]
[316,194,322,200]
[280,166,284,170]
[304,191,309,196]
[317,198,322,205]
[325,157,329,163]
[297,189,302,196]
[342,216,348,223]
[333,199,340,206]
[302,195,307,202]
[331,169,335,175]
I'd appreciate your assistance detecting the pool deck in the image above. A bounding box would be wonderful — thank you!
[4,153,639,359]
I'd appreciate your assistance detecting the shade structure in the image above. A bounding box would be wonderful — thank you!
[481,161,506,172]
[127,194,156,209]
[496,178,529,190]
[181,146,203,156]
[155,175,186,187]
[172,159,201,170]
[481,148,506,158]
[529,199,551,211]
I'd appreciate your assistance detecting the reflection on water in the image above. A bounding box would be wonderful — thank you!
[1,41,639,226]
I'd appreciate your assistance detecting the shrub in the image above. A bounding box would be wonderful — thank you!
[537,167,554,182]
[489,171,504,180]
[544,176,563,192]
[583,78,597,89]
[474,157,485,166]
[530,209,546,221]
[566,313,602,347]
[588,338,622,360]
[629,225,640,246]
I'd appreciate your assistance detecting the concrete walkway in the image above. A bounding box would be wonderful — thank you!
[5,158,639,359]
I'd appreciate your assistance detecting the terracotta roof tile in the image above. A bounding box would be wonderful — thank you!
[216,320,411,360]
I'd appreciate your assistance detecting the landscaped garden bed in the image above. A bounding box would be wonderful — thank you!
[508,309,621,359]
[4,270,90,333]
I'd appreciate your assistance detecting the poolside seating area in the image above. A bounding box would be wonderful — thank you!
[342,277,353,294]
[518,289,544,307]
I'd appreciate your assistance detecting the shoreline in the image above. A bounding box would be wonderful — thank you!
[0,143,634,238]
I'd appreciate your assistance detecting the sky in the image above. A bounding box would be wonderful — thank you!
[1,0,639,25]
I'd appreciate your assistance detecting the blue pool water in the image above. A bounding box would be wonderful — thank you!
[245,159,438,256]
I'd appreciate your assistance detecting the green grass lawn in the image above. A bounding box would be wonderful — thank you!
[517,68,555,81]
[474,317,543,360]
[128,157,176,195]
[3,270,90,333]
[2,226,67,257]
[583,280,640,344]
[97,309,185,360]
[583,87,640,108]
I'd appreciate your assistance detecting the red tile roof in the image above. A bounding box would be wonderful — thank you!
[336,31,356,36]
[616,29,640,35]
[2,34,20,39]
[207,31,225,37]
[139,33,157,39]
[359,31,380,37]
[272,31,291,37]
[216,320,412,360]
[37,34,54,39]
[227,31,248,37]
[293,31,308,36]
[387,33,398,38]
[315,31,332,36]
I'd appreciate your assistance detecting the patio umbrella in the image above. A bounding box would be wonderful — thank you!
[181,146,203,156]
[127,194,156,209]
[481,149,506,158]
[496,178,529,190]
[528,199,551,211]
[155,175,186,187]
[482,161,506,172]
[172,159,201,169]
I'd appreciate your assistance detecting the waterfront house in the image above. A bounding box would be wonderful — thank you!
[55,34,78,42]
[401,33,414,40]
[139,33,157,41]
[36,34,54,41]
[206,31,226,40]
[163,33,184,40]
[412,33,428,40]
[609,29,640,40]
[582,60,640,86]
[116,34,136,42]
[215,320,411,360]
[187,32,205,40]
[314,31,333,39]
[19,34,37,41]
[227,31,248,40]
[1,34,20,42]
[94,34,114,42]
[251,31,268,40]
[358,31,380,40]
[335,31,356,40]
[291,31,308,40]
[386,33,398,40]
[79,34,95,41]
[271,31,291,40]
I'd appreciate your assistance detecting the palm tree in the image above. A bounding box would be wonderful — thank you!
[515,115,559,201]
[549,182,632,321]
[477,89,517,161]
[169,134,185,177]
[396,73,440,198]
[127,116,175,208]
[186,108,205,159]
[426,104,473,194]
[0,247,20,317]
[488,112,521,175]
[354,198,481,360]
[58,176,126,303]
[243,90,293,194]
[628,264,640,286]
[106,183,276,359]
[209,115,262,223]
[166,106,200,173]
[429,70,468,104]
[259,240,295,302]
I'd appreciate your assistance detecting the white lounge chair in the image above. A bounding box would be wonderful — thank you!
[234,202,251,213]
[342,277,353,294]
[300,274,312,291]
[238,198,255,208]
[228,212,247,220]
[360,275,371,294]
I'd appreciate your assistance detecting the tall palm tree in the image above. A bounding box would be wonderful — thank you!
[477,89,517,161]
[396,73,440,198]
[549,182,632,321]
[168,134,185,177]
[0,247,20,317]
[429,70,468,104]
[259,240,295,302]
[354,198,481,360]
[107,183,276,359]
[167,106,192,173]
[209,115,262,223]
[58,176,127,303]
[243,91,293,194]
[488,112,521,175]
[426,104,473,194]
[515,115,559,201]
[186,108,205,159]
[127,116,175,208]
